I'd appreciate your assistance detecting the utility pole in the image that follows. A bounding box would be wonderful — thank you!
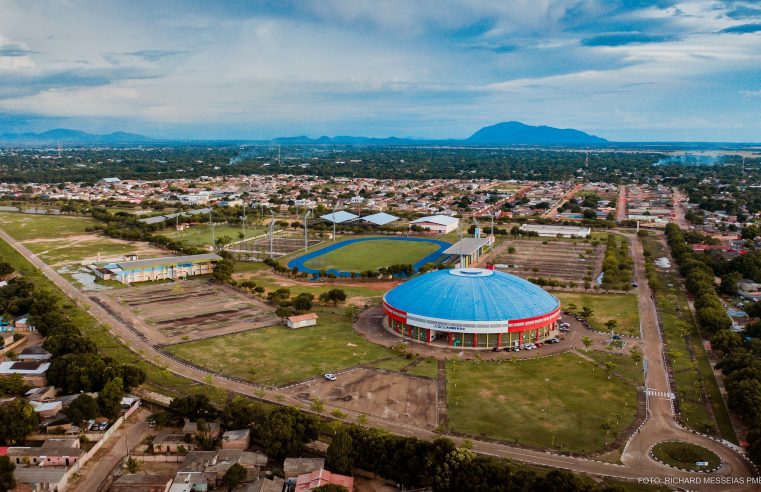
[332,203,338,242]
[242,202,246,237]
[304,210,312,251]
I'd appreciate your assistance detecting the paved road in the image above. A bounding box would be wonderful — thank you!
[616,184,627,223]
[1,227,755,490]
[72,409,150,492]
[543,183,583,219]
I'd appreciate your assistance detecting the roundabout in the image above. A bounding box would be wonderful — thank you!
[650,441,722,472]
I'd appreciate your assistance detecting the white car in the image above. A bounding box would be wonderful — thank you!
[324,373,337,381]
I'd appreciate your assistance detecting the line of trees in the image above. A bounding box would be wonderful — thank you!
[664,224,761,465]
[159,394,626,492]
[600,234,633,291]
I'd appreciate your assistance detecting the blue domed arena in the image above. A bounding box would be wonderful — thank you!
[383,267,561,348]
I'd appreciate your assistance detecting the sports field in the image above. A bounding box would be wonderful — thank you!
[0,211,93,240]
[175,224,265,248]
[290,237,450,275]
[447,352,638,452]
[552,292,640,336]
[165,307,396,385]
[304,240,439,271]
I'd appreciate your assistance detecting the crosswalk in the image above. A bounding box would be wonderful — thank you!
[647,389,675,399]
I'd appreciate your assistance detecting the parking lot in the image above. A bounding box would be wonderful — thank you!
[96,279,278,345]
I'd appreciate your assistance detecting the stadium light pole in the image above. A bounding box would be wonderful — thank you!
[209,207,215,251]
[242,202,246,237]
[304,210,311,251]
[269,210,276,259]
[332,203,338,242]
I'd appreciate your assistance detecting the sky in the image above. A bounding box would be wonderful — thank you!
[1,0,761,141]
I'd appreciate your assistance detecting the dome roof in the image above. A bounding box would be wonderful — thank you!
[384,268,559,322]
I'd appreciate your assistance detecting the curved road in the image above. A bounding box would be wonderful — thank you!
[0,227,755,490]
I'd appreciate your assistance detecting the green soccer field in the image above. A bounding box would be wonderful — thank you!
[302,239,442,272]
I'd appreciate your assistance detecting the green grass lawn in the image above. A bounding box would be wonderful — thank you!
[408,357,438,378]
[0,211,94,241]
[447,352,638,453]
[583,350,644,386]
[552,292,640,336]
[165,307,396,385]
[302,239,442,272]
[175,224,264,248]
[26,240,147,264]
[641,235,736,442]
[651,441,720,471]
[368,356,438,379]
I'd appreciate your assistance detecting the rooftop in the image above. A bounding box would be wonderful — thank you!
[117,253,222,270]
[361,212,399,225]
[442,237,492,256]
[411,214,459,226]
[319,211,359,224]
[384,268,560,322]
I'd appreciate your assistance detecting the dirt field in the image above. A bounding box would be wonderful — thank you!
[494,239,604,284]
[98,279,278,345]
[285,367,438,429]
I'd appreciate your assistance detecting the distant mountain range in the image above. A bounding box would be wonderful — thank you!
[0,121,607,146]
[0,128,152,145]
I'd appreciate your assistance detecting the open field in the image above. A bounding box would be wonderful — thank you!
[640,235,736,441]
[101,279,277,344]
[285,367,438,428]
[175,223,265,248]
[447,352,638,452]
[0,235,226,403]
[583,350,644,386]
[0,211,164,265]
[0,211,93,240]
[302,239,441,272]
[552,292,640,337]
[165,307,396,386]
[368,356,438,379]
[494,238,604,285]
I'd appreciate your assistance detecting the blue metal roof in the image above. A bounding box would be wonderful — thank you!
[384,268,559,321]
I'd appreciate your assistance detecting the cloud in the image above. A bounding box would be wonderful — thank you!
[581,32,680,46]
[0,42,38,57]
[720,22,761,33]
[740,89,761,97]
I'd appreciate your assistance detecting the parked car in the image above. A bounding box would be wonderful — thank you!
[324,373,337,381]
[492,346,499,352]
[559,326,570,332]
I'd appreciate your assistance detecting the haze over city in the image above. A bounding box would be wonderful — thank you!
[2,0,761,141]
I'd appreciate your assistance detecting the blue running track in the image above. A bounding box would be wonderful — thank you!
[287,237,451,278]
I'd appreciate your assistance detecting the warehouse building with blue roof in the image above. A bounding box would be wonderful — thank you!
[383,267,560,348]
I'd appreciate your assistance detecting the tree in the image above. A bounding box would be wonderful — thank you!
[222,397,266,432]
[292,293,314,312]
[65,394,99,427]
[712,330,743,355]
[320,289,347,306]
[344,305,360,320]
[261,407,319,460]
[222,463,247,491]
[0,374,30,396]
[0,456,14,492]
[580,305,593,319]
[169,394,218,422]
[605,319,618,333]
[326,428,353,475]
[124,456,140,474]
[727,378,761,421]
[581,336,592,352]
[98,377,125,420]
[507,246,516,260]
[0,400,39,444]
[719,272,742,295]
[275,305,294,322]
[120,364,147,391]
